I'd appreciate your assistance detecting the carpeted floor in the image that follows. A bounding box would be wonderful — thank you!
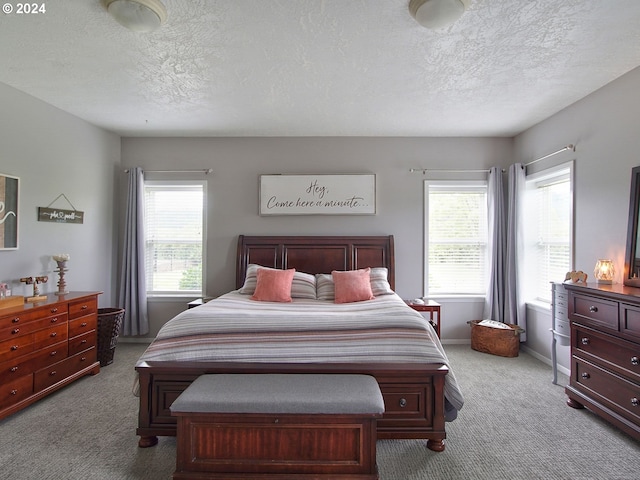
[1,343,639,480]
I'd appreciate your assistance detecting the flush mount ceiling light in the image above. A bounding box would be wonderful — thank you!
[101,0,167,32]
[409,0,471,29]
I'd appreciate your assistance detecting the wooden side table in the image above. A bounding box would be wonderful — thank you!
[187,297,213,309]
[405,299,441,338]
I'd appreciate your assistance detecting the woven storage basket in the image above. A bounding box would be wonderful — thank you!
[97,308,125,366]
[468,320,524,357]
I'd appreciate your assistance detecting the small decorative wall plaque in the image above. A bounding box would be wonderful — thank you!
[38,193,84,224]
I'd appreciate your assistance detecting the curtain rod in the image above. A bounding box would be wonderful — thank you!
[409,144,575,175]
[409,168,503,175]
[525,144,575,167]
[123,168,213,174]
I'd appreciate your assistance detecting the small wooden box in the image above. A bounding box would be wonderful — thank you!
[0,296,24,310]
[469,320,523,357]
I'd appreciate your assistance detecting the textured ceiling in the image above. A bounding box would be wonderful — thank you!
[1,0,640,137]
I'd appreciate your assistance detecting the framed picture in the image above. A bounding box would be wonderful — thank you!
[260,174,376,216]
[0,173,19,250]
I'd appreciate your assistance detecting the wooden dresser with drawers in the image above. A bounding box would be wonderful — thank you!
[0,292,101,420]
[564,283,640,441]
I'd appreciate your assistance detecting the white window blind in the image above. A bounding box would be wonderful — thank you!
[525,167,572,303]
[426,182,488,295]
[144,182,205,295]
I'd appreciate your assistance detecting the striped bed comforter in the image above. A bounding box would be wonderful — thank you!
[136,291,464,416]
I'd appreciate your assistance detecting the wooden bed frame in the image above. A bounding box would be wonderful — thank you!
[136,235,449,451]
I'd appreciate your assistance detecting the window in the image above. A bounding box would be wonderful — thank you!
[523,162,573,303]
[425,181,488,295]
[144,181,206,296]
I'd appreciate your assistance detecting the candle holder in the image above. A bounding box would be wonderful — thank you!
[20,276,48,302]
[52,254,70,295]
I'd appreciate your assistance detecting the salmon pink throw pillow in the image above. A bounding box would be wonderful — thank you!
[251,268,295,302]
[332,268,375,304]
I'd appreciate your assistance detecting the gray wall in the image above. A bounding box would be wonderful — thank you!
[514,65,640,372]
[120,136,513,338]
[0,83,120,306]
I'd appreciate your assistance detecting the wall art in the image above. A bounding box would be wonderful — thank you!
[37,193,84,224]
[0,173,19,250]
[260,174,376,216]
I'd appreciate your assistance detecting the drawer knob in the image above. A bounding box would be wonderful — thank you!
[589,306,598,313]
[50,332,57,337]
[10,366,18,372]
[581,372,590,380]
[81,305,88,310]
[51,317,58,323]
[399,398,407,408]
[81,340,87,344]
[632,398,639,407]
[50,351,57,356]
[12,317,19,323]
[581,337,590,345]
[10,345,18,351]
[81,322,87,327]
[80,356,87,362]
[11,328,19,335]
[632,356,639,366]
[49,370,57,376]
[50,307,58,313]
[10,389,18,395]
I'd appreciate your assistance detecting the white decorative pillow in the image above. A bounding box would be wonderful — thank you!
[315,273,335,301]
[316,267,393,300]
[239,264,316,299]
[370,267,394,296]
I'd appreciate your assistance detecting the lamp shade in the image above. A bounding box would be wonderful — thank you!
[409,0,470,29]
[102,0,167,32]
[594,259,615,284]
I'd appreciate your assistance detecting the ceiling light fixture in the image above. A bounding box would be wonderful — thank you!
[409,0,471,29]
[101,0,167,33]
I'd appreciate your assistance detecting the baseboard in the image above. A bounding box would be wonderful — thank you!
[521,345,570,377]
[440,339,471,345]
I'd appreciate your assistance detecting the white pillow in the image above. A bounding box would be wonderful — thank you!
[315,273,335,301]
[370,267,394,296]
[239,264,316,299]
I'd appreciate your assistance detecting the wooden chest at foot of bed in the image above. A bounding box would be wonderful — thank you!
[170,374,384,479]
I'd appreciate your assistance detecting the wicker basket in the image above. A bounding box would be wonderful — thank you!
[468,320,524,357]
[97,308,125,367]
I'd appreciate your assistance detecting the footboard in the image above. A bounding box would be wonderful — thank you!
[136,361,449,451]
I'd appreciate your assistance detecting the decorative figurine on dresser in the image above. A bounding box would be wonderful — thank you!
[563,166,640,442]
[0,291,102,420]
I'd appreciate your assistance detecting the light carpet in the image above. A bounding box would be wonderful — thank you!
[1,343,639,480]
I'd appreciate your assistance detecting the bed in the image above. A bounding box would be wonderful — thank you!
[135,235,464,452]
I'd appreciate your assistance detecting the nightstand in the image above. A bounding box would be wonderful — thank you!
[405,299,441,338]
[187,297,213,309]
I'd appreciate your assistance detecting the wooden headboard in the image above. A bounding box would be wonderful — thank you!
[236,235,395,290]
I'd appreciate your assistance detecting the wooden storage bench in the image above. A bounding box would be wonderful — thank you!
[170,373,385,479]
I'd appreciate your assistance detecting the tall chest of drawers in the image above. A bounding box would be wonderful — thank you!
[564,283,640,441]
[0,292,101,420]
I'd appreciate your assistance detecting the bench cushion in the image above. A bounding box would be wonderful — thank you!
[170,373,384,415]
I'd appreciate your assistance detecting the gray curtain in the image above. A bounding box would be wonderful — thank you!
[505,163,526,340]
[484,167,506,322]
[118,167,149,336]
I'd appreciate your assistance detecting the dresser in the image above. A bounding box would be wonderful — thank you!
[551,282,571,384]
[0,292,101,420]
[563,283,640,441]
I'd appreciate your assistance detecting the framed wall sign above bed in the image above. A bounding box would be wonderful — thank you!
[259,174,376,215]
